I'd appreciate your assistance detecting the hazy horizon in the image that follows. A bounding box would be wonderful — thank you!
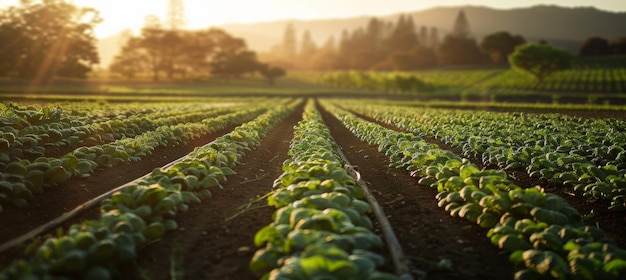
[0,0,625,38]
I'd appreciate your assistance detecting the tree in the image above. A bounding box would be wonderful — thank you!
[437,9,485,66]
[0,0,101,82]
[309,35,337,70]
[388,45,437,70]
[167,0,187,30]
[209,34,259,78]
[480,31,525,63]
[384,14,418,54]
[210,50,259,79]
[281,23,297,59]
[258,64,286,85]
[109,38,147,78]
[452,10,470,38]
[437,35,484,65]
[429,27,439,49]
[611,37,626,55]
[509,43,573,83]
[579,37,611,56]
[298,29,317,68]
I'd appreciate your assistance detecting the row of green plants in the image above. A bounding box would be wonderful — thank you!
[308,65,626,94]
[371,99,626,112]
[0,104,273,213]
[0,99,301,279]
[250,100,397,279]
[1,103,238,163]
[482,68,626,93]
[340,101,626,212]
[322,100,626,279]
[317,71,432,93]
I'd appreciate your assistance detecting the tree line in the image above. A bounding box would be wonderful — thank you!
[0,0,101,83]
[263,11,529,71]
[110,16,286,83]
[0,0,285,84]
[265,10,626,72]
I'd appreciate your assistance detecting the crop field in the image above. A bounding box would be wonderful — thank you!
[0,96,625,280]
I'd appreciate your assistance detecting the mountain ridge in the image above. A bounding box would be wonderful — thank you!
[97,4,626,67]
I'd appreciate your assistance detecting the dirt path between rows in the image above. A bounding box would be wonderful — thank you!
[343,108,625,248]
[0,122,242,244]
[129,103,304,280]
[317,103,514,280]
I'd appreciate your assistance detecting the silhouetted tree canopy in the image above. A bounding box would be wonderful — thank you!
[258,64,286,85]
[509,43,573,83]
[0,0,101,82]
[437,35,485,65]
[480,31,525,63]
[111,24,261,81]
[579,37,611,56]
[612,37,626,55]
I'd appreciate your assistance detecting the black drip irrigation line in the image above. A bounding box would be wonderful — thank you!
[334,147,419,280]
[0,139,219,255]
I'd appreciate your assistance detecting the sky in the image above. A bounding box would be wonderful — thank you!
[0,0,625,38]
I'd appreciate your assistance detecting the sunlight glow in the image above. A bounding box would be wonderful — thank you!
[0,0,625,38]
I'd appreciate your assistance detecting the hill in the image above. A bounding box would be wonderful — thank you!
[97,5,626,67]
[221,5,626,53]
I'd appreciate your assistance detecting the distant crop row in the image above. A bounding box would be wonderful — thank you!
[0,99,300,279]
[483,68,626,93]
[338,100,626,213]
[323,100,626,279]
[0,100,284,212]
[310,66,626,94]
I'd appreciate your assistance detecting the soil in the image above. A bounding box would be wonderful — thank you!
[0,122,242,244]
[1,98,624,280]
[345,107,626,248]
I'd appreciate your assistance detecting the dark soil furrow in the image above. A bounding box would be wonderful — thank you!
[129,103,304,280]
[344,107,626,248]
[0,122,242,244]
[318,103,514,280]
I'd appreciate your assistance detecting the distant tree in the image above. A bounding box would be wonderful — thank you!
[384,14,418,54]
[452,10,471,38]
[112,25,260,81]
[437,9,486,66]
[480,31,526,63]
[579,37,611,56]
[109,38,147,78]
[281,23,297,59]
[0,0,101,82]
[437,35,484,65]
[166,0,187,30]
[412,45,438,68]
[298,29,317,69]
[418,26,428,46]
[210,50,259,78]
[429,27,439,49]
[509,43,573,83]
[611,37,626,54]
[309,35,338,70]
[258,64,286,85]
[388,45,437,70]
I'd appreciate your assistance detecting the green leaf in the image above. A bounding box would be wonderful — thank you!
[604,259,626,276]
[460,164,480,179]
[249,248,284,273]
[254,225,282,247]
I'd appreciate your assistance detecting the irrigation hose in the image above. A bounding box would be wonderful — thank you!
[0,139,217,254]
[334,148,418,280]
